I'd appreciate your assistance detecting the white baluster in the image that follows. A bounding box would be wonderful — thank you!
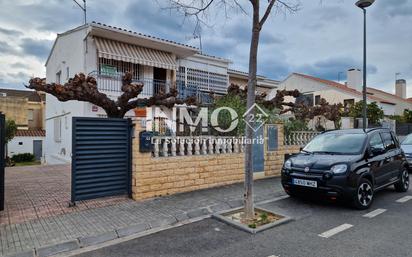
[171,137,177,157]
[201,138,207,155]
[162,138,168,157]
[233,138,239,153]
[227,138,233,153]
[215,140,220,154]
[179,137,185,156]
[221,139,226,154]
[194,137,200,155]
[187,138,193,156]
[153,137,159,157]
[208,138,214,155]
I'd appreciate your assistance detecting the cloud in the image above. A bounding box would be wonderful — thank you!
[10,62,31,69]
[20,38,53,60]
[0,27,22,36]
[295,57,378,81]
[0,41,19,55]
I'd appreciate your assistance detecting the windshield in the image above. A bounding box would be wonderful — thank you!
[402,134,412,145]
[303,133,367,154]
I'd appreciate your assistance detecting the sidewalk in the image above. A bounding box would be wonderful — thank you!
[1,177,285,257]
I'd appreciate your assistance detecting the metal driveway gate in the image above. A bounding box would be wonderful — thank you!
[71,117,132,204]
[0,113,5,211]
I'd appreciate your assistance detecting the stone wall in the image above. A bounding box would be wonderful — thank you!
[132,120,300,201]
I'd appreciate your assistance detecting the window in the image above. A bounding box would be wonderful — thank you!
[54,117,62,142]
[28,109,34,121]
[303,133,367,154]
[315,95,321,105]
[56,71,61,84]
[344,99,355,110]
[369,133,385,152]
[98,58,140,79]
[296,94,314,107]
[18,142,23,145]
[381,132,396,151]
[177,66,228,94]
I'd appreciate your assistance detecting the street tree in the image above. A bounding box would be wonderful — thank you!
[27,73,197,118]
[164,0,300,220]
[348,101,384,125]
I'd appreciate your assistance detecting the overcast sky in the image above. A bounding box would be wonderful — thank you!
[0,0,411,96]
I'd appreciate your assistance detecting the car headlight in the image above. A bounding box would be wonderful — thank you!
[284,159,292,170]
[330,164,348,174]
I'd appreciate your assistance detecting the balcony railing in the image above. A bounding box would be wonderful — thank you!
[89,71,171,98]
[176,82,215,105]
[88,71,216,104]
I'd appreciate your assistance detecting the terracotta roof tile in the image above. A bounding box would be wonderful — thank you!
[15,129,45,137]
[293,73,396,105]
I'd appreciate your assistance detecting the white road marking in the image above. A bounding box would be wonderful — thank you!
[396,196,412,203]
[363,208,386,218]
[267,255,280,257]
[318,224,353,238]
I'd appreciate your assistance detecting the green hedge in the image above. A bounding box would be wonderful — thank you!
[11,153,35,163]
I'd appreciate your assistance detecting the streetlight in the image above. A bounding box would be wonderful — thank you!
[355,0,375,130]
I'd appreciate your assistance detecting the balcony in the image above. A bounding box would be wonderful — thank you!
[176,82,215,105]
[89,71,171,98]
[88,71,215,105]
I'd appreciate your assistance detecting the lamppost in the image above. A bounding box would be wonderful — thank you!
[356,0,375,130]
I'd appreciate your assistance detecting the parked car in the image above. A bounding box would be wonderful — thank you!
[400,134,412,169]
[281,128,409,210]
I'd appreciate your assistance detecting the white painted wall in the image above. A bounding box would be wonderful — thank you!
[8,136,45,157]
[45,27,89,164]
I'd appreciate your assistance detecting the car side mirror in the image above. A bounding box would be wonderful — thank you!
[370,147,385,157]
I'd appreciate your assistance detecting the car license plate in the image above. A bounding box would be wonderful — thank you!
[292,178,317,188]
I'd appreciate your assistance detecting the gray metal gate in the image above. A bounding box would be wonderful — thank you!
[71,117,132,204]
[0,113,5,211]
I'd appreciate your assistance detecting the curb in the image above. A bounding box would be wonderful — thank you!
[6,193,289,257]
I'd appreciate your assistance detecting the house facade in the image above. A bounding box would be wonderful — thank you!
[44,22,248,164]
[267,69,400,117]
[228,69,279,95]
[0,88,46,159]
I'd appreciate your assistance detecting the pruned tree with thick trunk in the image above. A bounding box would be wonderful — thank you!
[165,0,300,220]
[27,72,197,118]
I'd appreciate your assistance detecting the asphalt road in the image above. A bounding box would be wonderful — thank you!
[74,186,412,257]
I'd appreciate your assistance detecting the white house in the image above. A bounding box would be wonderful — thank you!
[8,130,45,160]
[44,22,237,164]
[268,69,398,116]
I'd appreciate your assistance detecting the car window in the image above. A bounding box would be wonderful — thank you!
[369,133,385,151]
[381,132,396,151]
[402,134,412,145]
[303,133,366,154]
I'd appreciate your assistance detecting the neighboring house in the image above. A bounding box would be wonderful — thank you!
[228,69,279,96]
[0,88,46,159]
[268,69,400,117]
[367,79,410,116]
[8,129,45,160]
[0,88,45,130]
[45,22,247,164]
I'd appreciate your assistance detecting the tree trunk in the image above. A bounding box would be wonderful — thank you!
[244,0,261,220]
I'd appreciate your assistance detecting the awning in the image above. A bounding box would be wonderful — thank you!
[94,37,177,70]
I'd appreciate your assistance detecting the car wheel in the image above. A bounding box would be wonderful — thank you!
[353,179,374,210]
[395,168,409,192]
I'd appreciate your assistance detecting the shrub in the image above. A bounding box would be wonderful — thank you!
[11,153,35,163]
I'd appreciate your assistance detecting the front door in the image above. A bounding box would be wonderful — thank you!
[33,140,42,161]
[153,67,167,94]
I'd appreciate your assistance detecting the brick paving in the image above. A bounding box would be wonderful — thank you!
[0,164,284,256]
[1,165,131,226]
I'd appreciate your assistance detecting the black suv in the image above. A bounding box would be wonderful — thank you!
[281,128,410,209]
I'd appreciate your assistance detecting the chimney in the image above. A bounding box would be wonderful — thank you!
[347,69,363,91]
[395,79,407,99]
